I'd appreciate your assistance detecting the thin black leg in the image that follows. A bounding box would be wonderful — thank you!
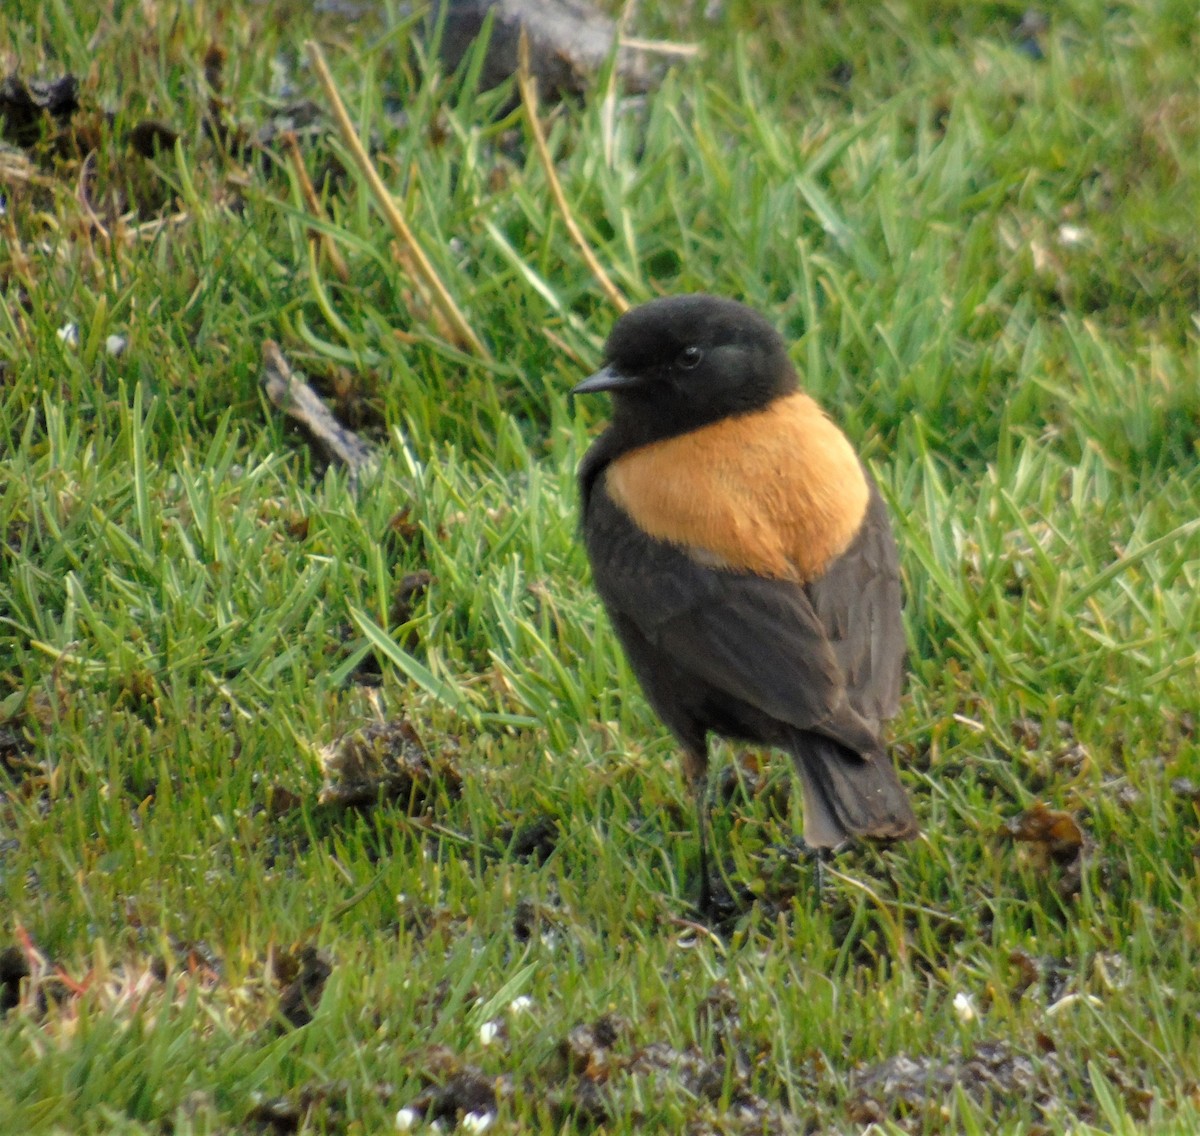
[814,845,831,902]
[695,780,713,918]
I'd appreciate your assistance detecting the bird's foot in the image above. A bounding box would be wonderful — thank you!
[774,837,843,903]
[693,859,753,929]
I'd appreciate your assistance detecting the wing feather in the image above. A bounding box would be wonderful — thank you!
[584,479,901,757]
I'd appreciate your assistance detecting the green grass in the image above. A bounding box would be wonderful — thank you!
[2,0,1198,1132]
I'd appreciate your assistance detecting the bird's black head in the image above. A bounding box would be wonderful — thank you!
[573,294,797,449]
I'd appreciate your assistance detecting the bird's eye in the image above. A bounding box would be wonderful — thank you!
[677,345,703,370]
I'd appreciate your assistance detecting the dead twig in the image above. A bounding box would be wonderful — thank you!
[260,340,378,482]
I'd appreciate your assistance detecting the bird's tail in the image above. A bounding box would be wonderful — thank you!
[789,732,918,848]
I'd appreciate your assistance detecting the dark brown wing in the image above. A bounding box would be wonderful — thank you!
[582,477,883,758]
[582,462,916,844]
[805,480,905,729]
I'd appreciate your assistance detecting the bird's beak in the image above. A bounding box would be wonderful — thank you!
[571,364,639,395]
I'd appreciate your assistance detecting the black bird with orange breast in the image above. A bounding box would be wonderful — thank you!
[573,294,918,910]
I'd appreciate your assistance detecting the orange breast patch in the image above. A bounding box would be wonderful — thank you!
[604,392,870,583]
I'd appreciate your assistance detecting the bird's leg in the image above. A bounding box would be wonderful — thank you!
[695,777,713,918]
[787,836,834,904]
[814,845,831,903]
[680,746,713,918]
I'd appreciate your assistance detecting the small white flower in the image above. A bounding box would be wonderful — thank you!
[1057,224,1086,247]
[57,323,79,346]
[952,991,977,1022]
[508,995,534,1015]
[461,1111,493,1133]
[395,1106,419,1131]
[478,1019,500,1046]
[105,334,128,356]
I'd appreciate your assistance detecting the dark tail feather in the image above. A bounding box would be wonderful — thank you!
[790,733,918,848]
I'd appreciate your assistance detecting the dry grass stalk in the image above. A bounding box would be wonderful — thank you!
[303,40,491,359]
[516,29,629,315]
[281,131,350,284]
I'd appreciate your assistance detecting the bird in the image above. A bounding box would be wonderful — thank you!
[572,294,918,913]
